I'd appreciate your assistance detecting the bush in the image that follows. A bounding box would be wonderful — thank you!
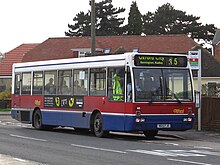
[0,90,11,99]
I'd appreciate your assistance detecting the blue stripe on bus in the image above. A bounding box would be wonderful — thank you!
[40,111,194,132]
[103,114,194,131]
[11,109,194,132]
[14,58,125,70]
[41,110,91,128]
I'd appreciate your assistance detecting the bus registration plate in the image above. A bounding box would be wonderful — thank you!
[157,124,171,128]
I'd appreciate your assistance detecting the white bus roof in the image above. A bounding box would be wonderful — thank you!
[13,52,188,72]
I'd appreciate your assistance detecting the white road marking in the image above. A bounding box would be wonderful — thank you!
[194,146,213,150]
[71,144,126,154]
[13,158,27,162]
[10,134,47,142]
[0,154,42,164]
[165,142,179,146]
[0,120,32,128]
[167,158,211,165]
[127,149,176,156]
[127,149,206,157]
[190,150,220,156]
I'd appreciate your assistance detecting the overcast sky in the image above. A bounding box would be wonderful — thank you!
[0,0,219,53]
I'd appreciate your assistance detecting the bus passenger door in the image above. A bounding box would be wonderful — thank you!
[105,67,126,131]
[13,73,21,107]
[103,97,125,131]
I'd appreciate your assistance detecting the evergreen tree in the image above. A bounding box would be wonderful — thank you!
[65,11,91,37]
[142,3,216,45]
[95,0,126,36]
[142,12,155,35]
[65,0,126,37]
[128,1,142,35]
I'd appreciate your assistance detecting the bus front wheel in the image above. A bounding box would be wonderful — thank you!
[143,130,158,139]
[92,112,108,137]
[33,109,43,130]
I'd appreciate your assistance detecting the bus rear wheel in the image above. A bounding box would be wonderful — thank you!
[33,109,43,130]
[92,112,108,137]
[143,130,158,139]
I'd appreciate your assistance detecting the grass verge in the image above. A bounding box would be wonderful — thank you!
[0,108,11,112]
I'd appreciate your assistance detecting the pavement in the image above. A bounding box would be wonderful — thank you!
[1,111,220,164]
[0,111,10,115]
[160,129,220,143]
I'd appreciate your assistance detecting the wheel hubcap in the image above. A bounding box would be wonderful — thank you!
[94,118,101,132]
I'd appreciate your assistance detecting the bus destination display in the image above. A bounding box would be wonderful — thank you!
[134,55,187,67]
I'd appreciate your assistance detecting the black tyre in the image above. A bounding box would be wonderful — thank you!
[33,109,43,130]
[143,130,158,139]
[92,112,108,137]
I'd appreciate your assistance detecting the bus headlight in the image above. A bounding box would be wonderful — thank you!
[136,118,145,122]
[183,117,193,122]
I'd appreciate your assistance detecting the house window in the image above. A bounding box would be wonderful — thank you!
[132,48,139,53]
[104,48,111,54]
[78,51,86,58]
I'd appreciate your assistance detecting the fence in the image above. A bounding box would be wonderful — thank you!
[202,83,220,97]
[0,98,11,109]
[194,97,220,131]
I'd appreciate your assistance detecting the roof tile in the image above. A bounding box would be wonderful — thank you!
[22,35,197,62]
[0,44,38,76]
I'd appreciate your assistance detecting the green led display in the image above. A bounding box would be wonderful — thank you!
[134,55,187,67]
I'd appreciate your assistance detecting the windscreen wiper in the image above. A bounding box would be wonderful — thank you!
[164,79,181,103]
[167,87,181,104]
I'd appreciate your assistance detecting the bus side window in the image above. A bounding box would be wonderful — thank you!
[58,70,72,95]
[21,72,31,95]
[33,71,43,95]
[89,68,106,96]
[107,67,125,101]
[15,74,21,95]
[44,71,57,95]
[73,69,88,95]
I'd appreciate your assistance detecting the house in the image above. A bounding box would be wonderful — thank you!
[191,45,220,96]
[21,35,220,96]
[0,44,38,94]
[1,35,220,97]
[213,29,220,62]
[22,35,197,62]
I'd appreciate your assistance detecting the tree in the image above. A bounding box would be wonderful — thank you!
[142,3,217,45]
[65,0,126,37]
[95,0,126,36]
[142,12,155,35]
[128,1,142,35]
[65,11,91,37]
